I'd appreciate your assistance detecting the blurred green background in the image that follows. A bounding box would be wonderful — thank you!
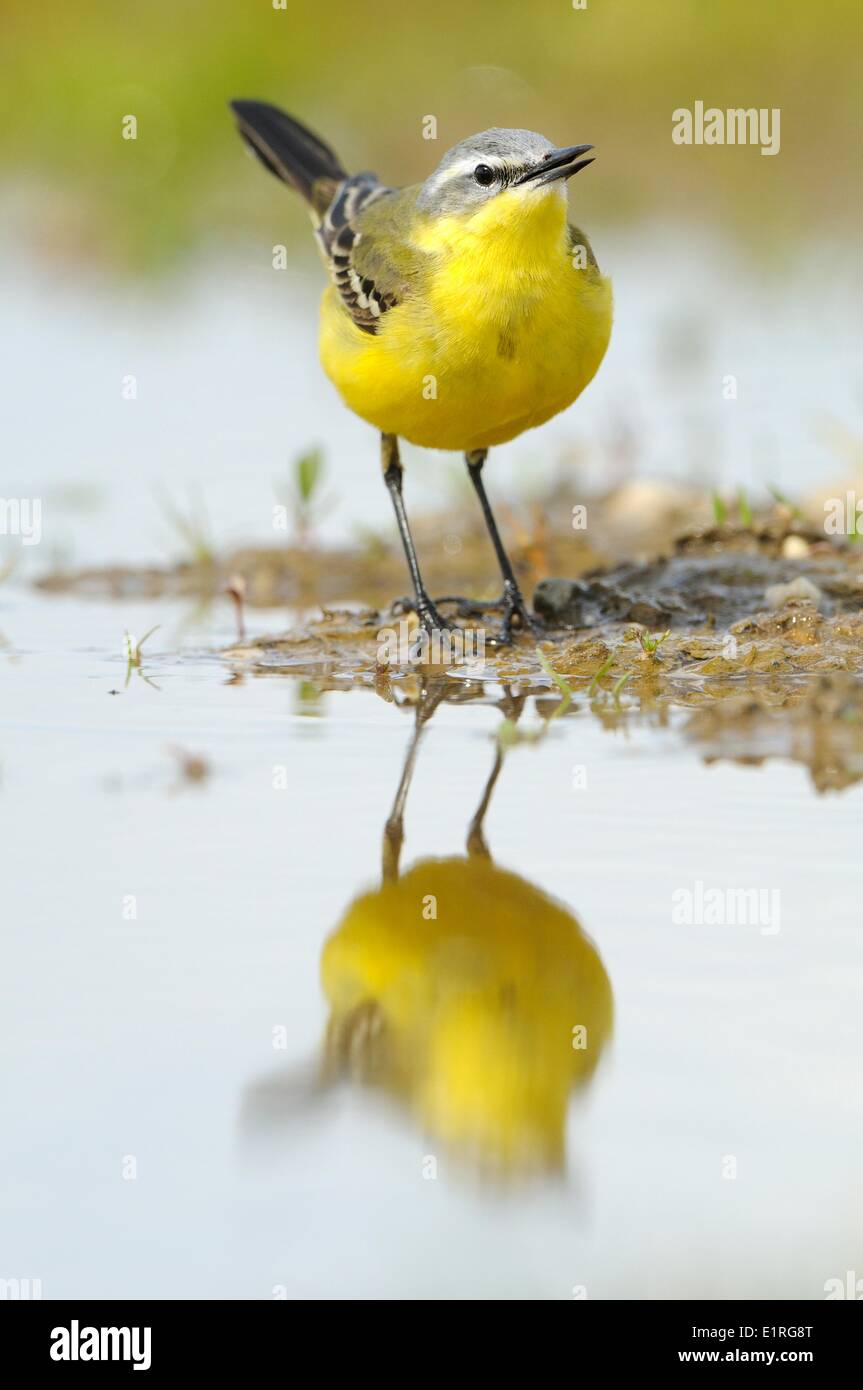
[2,0,860,270]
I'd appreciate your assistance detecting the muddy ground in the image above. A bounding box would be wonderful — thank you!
[34,482,863,794]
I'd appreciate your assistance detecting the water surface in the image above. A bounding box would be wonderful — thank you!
[1,589,859,1298]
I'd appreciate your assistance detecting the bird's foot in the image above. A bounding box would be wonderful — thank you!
[391,587,543,647]
[390,594,456,634]
[491,580,544,645]
[429,588,544,645]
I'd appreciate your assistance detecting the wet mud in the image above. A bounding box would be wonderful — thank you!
[34,500,863,793]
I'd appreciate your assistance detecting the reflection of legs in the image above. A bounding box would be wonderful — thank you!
[465,744,504,860]
[466,690,526,858]
[382,433,450,633]
[382,680,448,882]
[465,449,540,640]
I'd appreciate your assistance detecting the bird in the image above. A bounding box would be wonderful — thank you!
[229,100,613,641]
[240,681,613,1177]
[319,685,614,1174]
[321,856,613,1175]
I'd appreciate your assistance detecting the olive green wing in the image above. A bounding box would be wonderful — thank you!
[567,223,600,273]
[316,178,425,334]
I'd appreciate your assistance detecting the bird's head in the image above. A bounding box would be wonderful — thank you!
[416,128,594,235]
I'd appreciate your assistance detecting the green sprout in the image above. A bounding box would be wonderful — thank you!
[496,717,525,750]
[296,447,324,506]
[768,484,803,521]
[628,628,669,658]
[537,649,574,720]
[587,654,615,697]
[611,671,632,707]
[278,446,329,544]
[157,487,215,567]
[713,489,753,527]
[294,679,324,716]
[497,650,574,748]
[123,626,160,688]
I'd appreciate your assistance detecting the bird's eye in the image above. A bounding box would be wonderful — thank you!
[473,163,496,187]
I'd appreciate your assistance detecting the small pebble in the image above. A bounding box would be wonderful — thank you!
[781,535,810,559]
[765,575,823,610]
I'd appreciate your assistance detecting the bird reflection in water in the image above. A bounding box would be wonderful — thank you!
[243,679,613,1180]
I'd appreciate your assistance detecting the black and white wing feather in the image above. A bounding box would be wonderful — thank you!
[316,174,410,335]
[228,104,419,337]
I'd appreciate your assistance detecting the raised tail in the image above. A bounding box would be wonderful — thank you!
[229,100,347,218]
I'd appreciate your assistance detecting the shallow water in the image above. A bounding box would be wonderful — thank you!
[1,586,860,1298]
[3,96,863,1302]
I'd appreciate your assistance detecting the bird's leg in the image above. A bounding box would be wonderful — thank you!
[382,678,447,882]
[382,433,451,634]
[382,709,422,883]
[466,688,527,858]
[465,449,542,641]
[465,742,504,860]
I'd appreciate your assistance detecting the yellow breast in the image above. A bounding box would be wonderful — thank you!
[321,856,613,1170]
[319,187,613,453]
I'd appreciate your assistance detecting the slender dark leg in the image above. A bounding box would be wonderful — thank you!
[466,686,526,857]
[466,742,505,860]
[382,678,448,882]
[465,449,541,639]
[382,433,450,633]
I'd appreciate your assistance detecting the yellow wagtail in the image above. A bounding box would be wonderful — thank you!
[241,685,612,1173]
[319,689,612,1172]
[230,100,612,639]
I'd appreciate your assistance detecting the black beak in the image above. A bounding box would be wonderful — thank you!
[514,144,595,187]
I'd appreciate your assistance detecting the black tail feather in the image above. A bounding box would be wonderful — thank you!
[229,100,346,210]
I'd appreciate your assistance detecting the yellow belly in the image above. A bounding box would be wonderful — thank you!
[318,200,613,453]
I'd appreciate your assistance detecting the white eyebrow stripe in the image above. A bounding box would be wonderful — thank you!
[434,156,509,185]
